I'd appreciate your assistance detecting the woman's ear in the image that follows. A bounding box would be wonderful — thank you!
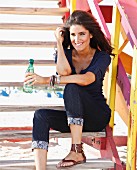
[90,34,93,39]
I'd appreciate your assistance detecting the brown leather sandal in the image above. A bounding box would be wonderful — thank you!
[56,143,86,169]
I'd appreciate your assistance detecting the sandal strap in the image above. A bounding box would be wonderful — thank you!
[71,143,86,162]
[71,143,83,153]
[62,158,77,164]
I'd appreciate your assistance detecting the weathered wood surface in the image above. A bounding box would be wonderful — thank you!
[30,0,59,2]
[0,59,55,65]
[0,104,64,112]
[0,79,65,87]
[116,0,137,47]
[0,159,114,169]
[0,7,69,16]
[0,41,56,47]
[0,130,106,141]
[0,82,64,87]
[117,58,131,106]
[0,82,23,87]
[0,23,63,30]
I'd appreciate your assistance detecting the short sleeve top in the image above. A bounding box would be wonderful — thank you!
[55,49,111,98]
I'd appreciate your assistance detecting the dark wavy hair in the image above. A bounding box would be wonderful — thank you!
[62,10,114,55]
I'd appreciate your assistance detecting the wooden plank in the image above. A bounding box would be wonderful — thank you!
[107,5,121,128]
[126,46,137,170]
[0,59,55,65]
[0,159,114,169]
[118,0,137,39]
[0,82,23,87]
[0,127,32,131]
[0,130,106,141]
[118,25,129,54]
[47,158,114,169]
[0,82,61,87]
[116,0,137,47]
[69,0,76,14]
[30,0,59,2]
[117,58,131,106]
[99,6,113,23]
[0,104,64,112]
[0,82,64,87]
[0,41,56,47]
[0,23,63,30]
[119,52,132,75]
[0,7,69,16]
[115,83,129,126]
[87,0,111,39]
[37,0,59,2]
[27,0,58,0]
[104,126,125,169]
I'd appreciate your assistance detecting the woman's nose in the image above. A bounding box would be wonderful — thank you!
[74,35,80,42]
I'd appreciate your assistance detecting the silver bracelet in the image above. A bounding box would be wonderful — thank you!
[56,75,61,84]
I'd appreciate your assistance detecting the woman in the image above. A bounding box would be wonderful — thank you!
[24,10,113,169]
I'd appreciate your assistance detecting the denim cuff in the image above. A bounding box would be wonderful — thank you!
[68,117,84,126]
[32,141,48,151]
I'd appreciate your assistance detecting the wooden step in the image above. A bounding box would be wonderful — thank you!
[0,159,114,169]
[0,104,64,112]
[0,129,106,141]
[0,98,64,111]
[0,41,56,47]
[0,82,26,87]
[0,82,59,87]
[0,59,55,66]
[0,7,69,15]
[0,23,63,30]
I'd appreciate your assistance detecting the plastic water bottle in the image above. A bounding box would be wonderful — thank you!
[23,59,34,93]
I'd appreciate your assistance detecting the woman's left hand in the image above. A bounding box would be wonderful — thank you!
[54,27,64,43]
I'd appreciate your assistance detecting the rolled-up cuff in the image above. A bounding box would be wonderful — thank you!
[68,117,84,126]
[32,141,48,151]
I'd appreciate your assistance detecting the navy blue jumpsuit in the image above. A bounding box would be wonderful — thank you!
[32,49,111,150]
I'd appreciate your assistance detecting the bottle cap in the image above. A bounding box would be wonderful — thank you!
[29,59,34,64]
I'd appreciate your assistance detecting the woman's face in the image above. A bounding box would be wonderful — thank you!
[70,24,92,52]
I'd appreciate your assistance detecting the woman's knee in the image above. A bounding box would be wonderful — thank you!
[33,109,50,122]
[64,84,84,118]
[64,83,79,98]
[34,109,44,120]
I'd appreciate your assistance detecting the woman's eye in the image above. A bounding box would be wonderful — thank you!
[80,32,85,35]
[70,32,86,37]
[70,33,75,36]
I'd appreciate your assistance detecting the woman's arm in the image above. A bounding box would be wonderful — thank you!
[59,72,95,86]
[24,72,50,85]
[54,27,72,76]
[24,72,95,86]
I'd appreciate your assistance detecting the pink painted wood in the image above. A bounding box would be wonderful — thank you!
[117,58,131,107]
[116,0,137,47]
[87,0,111,40]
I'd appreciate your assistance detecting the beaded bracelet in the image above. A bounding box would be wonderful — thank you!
[50,75,61,87]
[50,75,57,87]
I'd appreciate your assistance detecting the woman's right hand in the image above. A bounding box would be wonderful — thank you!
[24,72,49,85]
[54,27,64,43]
